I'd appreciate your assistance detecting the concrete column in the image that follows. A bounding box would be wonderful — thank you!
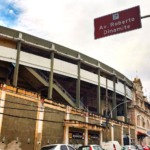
[64,126,69,144]
[48,51,54,99]
[76,55,81,108]
[13,33,22,87]
[105,78,108,116]
[124,80,128,123]
[0,84,6,135]
[111,124,114,141]
[84,129,88,145]
[85,112,88,123]
[84,112,88,145]
[121,125,124,145]
[63,106,70,144]
[34,97,45,150]
[97,63,101,114]
[112,75,117,119]
[66,106,70,120]
[128,126,131,145]
[100,131,102,145]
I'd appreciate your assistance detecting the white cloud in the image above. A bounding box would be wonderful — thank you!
[0,20,6,26]
[7,0,150,95]
[8,9,15,15]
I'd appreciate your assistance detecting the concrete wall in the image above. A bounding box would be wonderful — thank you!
[42,107,65,146]
[1,95,37,150]
[114,125,122,144]
[70,114,85,122]
[0,85,135,149]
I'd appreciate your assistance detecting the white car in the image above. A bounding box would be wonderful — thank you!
[101,141,122,150]
[122,145,137,150]
[78,145,103,150]
[41,144,76,150]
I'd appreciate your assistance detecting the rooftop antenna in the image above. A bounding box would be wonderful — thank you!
[136,70,138,78]
[148,92,150,102]
[144,88,147,97]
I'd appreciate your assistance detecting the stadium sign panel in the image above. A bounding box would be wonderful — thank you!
[94,6,142,39]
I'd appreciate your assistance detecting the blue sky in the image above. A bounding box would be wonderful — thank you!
[0,0,21,26]
[0,0,150,98]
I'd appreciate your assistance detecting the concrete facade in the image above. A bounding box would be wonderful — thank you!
[0,26,150,150]
[0,84,135,150]
[129,78,150,145]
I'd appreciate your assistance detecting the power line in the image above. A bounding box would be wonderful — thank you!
[0,98,64,114]
[0,98,88,117]
[0,105,61,114]
[0,112,103,127]
[0,112,64,124]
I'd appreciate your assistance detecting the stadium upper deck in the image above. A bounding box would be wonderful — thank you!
[0,25,132,119]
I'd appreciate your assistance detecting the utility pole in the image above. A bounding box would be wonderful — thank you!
[105,78,108,116]
[105,100,131,141]
[105,78,109,141]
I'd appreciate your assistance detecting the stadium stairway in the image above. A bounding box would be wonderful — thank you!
[25,67,76,107]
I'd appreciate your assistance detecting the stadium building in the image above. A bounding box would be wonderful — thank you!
[0,26,149,149]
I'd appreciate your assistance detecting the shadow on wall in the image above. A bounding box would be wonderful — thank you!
[0,140,21,150]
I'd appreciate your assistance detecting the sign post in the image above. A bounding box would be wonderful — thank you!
[94,6,142,39]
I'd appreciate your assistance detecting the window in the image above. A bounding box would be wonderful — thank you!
[41,145,56,150]
[147,120,150,129]
[68,146,75,150]
[93,146,103,150]
[137,116,140,126]
[61,145,68,150]
[141,117,145,127]
[78,146,90,150]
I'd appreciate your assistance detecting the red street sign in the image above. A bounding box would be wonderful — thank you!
[94,6,142,39]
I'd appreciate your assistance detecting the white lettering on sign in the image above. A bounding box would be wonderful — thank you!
[94,6,141,39]
[104,25,130,35]
[110,17,135,27]
[98,17,136,36]
[99,25,107,30]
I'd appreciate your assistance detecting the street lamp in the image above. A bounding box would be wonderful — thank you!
[106,100,132,128]
[105,100,131,142]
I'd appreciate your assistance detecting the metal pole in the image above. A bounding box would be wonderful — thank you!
[97,65,101,114]
[106,78,108,116]
[105,78,109,142]
[141,15,150,19]
[106,100,131,128]
[112,75,117,119]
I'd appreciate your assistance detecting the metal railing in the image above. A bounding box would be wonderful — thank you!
[36,69,76,102]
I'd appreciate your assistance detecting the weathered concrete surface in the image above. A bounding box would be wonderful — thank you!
[0,142,6,150]
[0,140,21,150]
[1,95,37,150]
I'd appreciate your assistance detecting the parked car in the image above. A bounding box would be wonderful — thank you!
[122,145,137,150]
[78,145,103,150]
[134,145,143,150]
[147,146,150,150]
[40,144,76,150]
[143,146,150,150]
[101,141,122,150]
